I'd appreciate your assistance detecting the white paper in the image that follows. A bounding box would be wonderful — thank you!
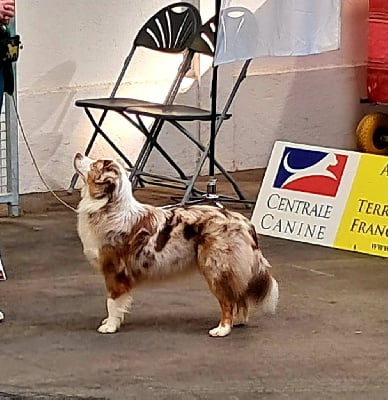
[215,0,341,65]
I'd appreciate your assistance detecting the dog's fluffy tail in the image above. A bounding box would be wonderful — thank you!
[246,254,279,314]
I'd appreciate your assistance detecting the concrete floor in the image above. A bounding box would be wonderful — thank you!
[0,172,387,400]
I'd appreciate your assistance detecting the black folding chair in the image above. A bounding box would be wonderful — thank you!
[122,9,257,205]
[68,2,202,193]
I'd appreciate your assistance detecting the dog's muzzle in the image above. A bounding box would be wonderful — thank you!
[74,153,94,178]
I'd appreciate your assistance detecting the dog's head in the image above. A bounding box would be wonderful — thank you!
[74,153,125,201]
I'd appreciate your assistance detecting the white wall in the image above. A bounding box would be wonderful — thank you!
[14,0,368,194]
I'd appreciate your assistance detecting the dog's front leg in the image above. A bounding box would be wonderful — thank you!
[97,257,133,334]
[98,293,132,334]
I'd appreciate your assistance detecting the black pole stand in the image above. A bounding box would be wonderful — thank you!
[205,0,221,200]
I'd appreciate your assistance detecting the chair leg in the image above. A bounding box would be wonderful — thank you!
[180,143,248,205]
[67,173,79,194]
[164,121,247,204]
[129,119,189,189]
[130,121,164,188]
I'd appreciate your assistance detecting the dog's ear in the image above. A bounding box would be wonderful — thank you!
[94,160,120,184]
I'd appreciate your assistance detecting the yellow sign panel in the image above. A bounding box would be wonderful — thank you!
[334,155,388,257]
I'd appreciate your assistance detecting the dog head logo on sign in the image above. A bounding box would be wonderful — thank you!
[273,147,348,197]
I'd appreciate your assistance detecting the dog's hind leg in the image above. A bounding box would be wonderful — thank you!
[198,243,245,337]
[204,271,242,337]
[208,299,234,337]
[98,292,132,334]
[233,298,249,326]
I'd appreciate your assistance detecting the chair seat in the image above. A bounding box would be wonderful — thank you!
[124,103,232,121]
[75,98,231,121]
[75,97,159,112]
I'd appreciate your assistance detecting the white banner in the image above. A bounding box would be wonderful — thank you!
[251,141,388,258]
[215,0,341,65]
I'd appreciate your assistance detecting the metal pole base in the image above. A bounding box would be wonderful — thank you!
[203,177,219,200]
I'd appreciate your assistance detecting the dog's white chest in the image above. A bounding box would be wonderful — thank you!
[77,214,100,267]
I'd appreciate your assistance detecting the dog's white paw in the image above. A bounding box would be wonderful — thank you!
[100,313,124,327]
[208,323,232,337]
[0,310,4,322]
[97,318,120,334]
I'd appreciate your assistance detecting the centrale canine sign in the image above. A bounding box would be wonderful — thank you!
[251,141,388,258]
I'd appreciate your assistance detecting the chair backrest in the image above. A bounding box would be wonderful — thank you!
[134,3,201,53]
[189,17,216,57]
[111,3,201,99]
